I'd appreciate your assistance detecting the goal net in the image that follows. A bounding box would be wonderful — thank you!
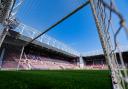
[89,0,128,89]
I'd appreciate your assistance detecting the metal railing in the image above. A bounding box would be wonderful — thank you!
[13,23,80,56]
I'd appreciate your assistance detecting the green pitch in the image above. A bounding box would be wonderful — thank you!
[0,70,112,89]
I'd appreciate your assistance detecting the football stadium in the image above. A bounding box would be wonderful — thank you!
[0,0,128,89]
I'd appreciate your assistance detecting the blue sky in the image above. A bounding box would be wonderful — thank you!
[16,0,128,53]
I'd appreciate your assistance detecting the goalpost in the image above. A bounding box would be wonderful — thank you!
[89,0,128,89]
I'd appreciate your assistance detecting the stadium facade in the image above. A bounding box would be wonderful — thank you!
[0,23,79,70]
[0,0,128,70]
[0,23,128,70]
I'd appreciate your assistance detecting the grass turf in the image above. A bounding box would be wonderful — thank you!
[0,70,112,89]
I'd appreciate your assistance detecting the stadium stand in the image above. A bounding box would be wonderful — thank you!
[0,38,79,70]
[82,50,128,69]
[1,52,78,70]
[0,26,127,70]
